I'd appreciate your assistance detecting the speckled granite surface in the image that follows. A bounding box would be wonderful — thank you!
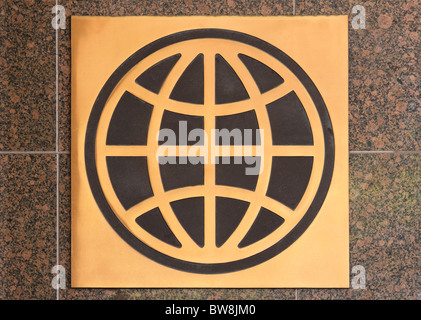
[301,153,420,300]
[0,0,419,300]
[0,155,56,299]
[297,0,420,151]
[0,1,56,151]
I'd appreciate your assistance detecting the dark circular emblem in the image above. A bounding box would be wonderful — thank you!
[85,29,335,274]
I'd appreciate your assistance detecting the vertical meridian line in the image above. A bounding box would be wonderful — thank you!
[204,53,216,248]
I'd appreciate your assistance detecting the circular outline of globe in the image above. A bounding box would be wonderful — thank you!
[85,29,335,274]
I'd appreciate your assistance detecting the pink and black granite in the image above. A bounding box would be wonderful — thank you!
[0,0,419,300]
[0,0,56,151]
[0,154,57,299]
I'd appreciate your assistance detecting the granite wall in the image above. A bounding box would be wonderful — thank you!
[0,0,419,299]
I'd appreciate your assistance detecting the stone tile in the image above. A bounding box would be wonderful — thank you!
[296,0,349,15]
[297,0,420,151]
[113,288,296,300]
[59,154,295,299]
[0,154,57,299]
[0,0,56,151]
[63,0,293,16]
[58,30,70,152]
[299,153,420,299]
[58,0,294,151]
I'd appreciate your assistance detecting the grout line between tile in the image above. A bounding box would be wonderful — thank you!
[55,0,60,301]
[293,0,296,15]
[56,153,60,300]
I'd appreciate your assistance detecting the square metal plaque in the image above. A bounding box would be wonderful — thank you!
[71,16,349,287]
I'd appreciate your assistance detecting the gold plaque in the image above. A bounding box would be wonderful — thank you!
[71,16,349,287]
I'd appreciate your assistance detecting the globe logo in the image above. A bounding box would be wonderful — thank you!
[85,29,335,274]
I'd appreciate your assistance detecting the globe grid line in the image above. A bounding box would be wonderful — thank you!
[144,52,199,249]
[202,52,217,249]
[123,185,294,224]
[100,49,318,254]
[122,65,297,118]
[218,51,275,249]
